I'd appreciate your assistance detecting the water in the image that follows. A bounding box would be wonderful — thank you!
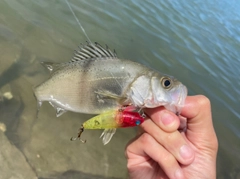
[0,0,240,178]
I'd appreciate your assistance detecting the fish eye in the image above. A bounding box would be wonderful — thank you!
[161,77,172,89]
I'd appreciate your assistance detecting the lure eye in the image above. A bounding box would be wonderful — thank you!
[161,77,172,89]
[135,120,141,126]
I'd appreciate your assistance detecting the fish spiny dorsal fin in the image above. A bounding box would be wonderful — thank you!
[71,42,117,62]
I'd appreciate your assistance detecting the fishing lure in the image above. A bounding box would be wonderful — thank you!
[71,106,145,144]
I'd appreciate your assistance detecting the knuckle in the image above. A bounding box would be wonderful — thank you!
[197,95,211,108]
[139,133,153,145]
[160,152,175,164]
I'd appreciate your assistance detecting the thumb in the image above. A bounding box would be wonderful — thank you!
[180,95,218,150]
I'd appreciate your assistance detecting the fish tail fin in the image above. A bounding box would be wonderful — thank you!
[33,97,42,120]
[100,128,116,145]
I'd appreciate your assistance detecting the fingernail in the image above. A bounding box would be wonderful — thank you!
[161,112,174,126]
[175,168,184,179]
[180,144,193,160]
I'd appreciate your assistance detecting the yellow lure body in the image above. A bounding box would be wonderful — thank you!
[83,109,119,129]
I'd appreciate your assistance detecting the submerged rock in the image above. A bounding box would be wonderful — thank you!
[0,131,37,179]
[39,169,121,179]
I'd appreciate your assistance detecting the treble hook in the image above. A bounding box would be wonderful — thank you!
[70,125,86,143]
[137,107,146,118]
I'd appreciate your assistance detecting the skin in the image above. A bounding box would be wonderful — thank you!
[126,95,218,179]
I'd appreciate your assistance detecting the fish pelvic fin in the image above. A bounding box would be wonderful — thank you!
[71,42,117,62]
[100,128,116,145]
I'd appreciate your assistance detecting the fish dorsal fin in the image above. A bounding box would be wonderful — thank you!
[71,42,117,62]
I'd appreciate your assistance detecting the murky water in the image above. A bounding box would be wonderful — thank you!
[0,0,240,178]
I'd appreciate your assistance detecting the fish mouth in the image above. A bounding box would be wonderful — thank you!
[156,83,187,114]
[175,84,188,114]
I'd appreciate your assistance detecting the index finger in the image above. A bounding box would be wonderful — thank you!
[144,107,180,133]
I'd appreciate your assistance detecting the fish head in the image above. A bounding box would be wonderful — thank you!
[149,74,188,114]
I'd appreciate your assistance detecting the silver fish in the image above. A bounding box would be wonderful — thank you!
[34,42,187,144]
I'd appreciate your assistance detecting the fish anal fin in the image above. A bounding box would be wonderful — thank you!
[100,128,116,145]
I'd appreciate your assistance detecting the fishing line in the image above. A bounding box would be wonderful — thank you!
[65,0,93,44]
[65,0,123,96]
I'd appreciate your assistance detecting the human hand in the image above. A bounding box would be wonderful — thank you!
[126,95,218,179]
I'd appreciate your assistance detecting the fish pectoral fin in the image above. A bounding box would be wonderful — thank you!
[49,102,67,117]
[100,128,116,145]
[94,90,123,100]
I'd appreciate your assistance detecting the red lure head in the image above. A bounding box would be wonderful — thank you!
[116,107,145,128]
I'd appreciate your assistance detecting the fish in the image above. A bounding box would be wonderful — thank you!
[71,106,145,145]
[33,42,187,143]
